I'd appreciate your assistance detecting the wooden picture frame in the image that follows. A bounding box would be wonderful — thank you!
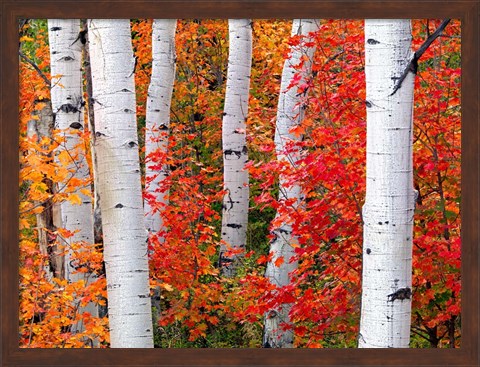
[2,0,478,365]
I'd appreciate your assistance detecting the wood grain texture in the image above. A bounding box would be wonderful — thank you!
[2,0,478,365]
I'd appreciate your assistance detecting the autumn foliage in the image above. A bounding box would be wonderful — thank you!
[19,19,460,348]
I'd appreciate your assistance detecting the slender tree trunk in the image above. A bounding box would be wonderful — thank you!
[219,19,252,277]
[81,19,108,321]
[26,99,59,281]
[263,19,319,349]
[358,19,416,348]
[144,19,177,234]
[48,19,98,334]
[81,19,103,246]
[88,19,153,348]
[144,18,177,329]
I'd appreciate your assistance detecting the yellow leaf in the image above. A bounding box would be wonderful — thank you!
[33,181,48,193]
[31,206,45,214]
[80,188,92,198]
[68,194,82,205]
[34,102,46,111]
[57,150,71,166]
[162,283,174,292]
[19,218,30,230]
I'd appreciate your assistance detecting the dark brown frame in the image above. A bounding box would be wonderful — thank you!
[2,0,478,366]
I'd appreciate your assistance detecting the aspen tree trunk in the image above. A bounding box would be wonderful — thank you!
[48,19,98,335]
[81,19,103,247]
[88,19,153,348]
[144,18,177,328]
[358,19,416,348]
[82,20,108,321]
[219,19,252,277]
[144,19,177,235]
[26,99,59,281]
[263,19,319,349]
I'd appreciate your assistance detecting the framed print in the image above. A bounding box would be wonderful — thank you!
[1,0,478,366]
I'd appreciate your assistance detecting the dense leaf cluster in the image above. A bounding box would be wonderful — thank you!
[19,19,460,348]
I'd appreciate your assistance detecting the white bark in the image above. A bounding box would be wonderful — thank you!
[358,19,416,348]
[144,18,177,331]
[264,19,319,349]
[88,19,153,348]
[48,19,98,334]
[144,19,177,234]
[220,19,252,277]
[82,20,103,246]
[26,100,57,281]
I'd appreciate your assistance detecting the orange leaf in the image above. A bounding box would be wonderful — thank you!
[289,124,305,137]
[274,256,284,267]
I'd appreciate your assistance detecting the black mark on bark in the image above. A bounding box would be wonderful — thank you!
[58,103,79,113]
[69,122,83,129]
[226,223,242,229]
[387,287,412,302]
[224,149,244,158]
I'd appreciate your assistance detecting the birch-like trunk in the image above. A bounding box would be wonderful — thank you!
[48,19,98,334]
[81,20,108,321]
[81,19,103,246]
[144,18,177,328]
[263,19,319,349]
[358,19,416,348]
[88,19,153,348]
[220,19,252,277]
[144,19,177,235]
[26,99,59,281]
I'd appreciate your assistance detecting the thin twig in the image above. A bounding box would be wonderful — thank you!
[19,50,51,88]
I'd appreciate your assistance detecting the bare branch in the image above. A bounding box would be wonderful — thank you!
[390,19,451,96]
[19,50,51,88]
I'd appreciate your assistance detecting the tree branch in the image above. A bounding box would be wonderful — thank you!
[416,19,451,60]
[390,19,451,96]
[411,326,432,342]
[19,50,51,88]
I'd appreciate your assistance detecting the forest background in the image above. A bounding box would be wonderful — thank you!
[18,18,461,348]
